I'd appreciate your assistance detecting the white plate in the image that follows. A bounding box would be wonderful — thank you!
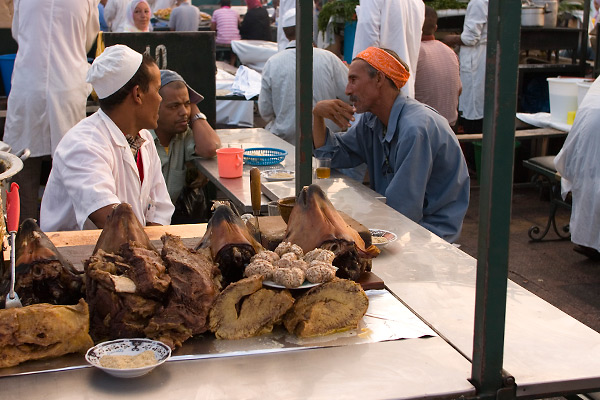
[261,169,295,181]
[369,229,398,248]
[263,280,319,289]
[85,338,171,378]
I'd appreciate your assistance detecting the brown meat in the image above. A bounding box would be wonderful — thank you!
[1,218,85,307]
[283,278,369,337]
[120,242,171,299]
[145,234,222,348]
[284,185,380,280]
[197,205,262,285]
[209,275,294,339]
[0,299,94,368]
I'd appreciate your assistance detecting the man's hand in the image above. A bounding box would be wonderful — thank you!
[313,99,356,129]
[441,34,462,48]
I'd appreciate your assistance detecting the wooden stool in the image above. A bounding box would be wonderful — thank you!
[522,156,571,241]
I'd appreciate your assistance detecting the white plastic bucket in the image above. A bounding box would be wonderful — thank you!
[547,77,587,123]
[577,80,594,107]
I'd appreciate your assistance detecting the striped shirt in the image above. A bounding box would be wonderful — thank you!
[212,6,240,45]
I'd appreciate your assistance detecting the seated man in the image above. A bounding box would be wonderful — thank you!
[40,44,174,231]
[554,76,600,260]
[312,47,470,242]
[151,69,221,223]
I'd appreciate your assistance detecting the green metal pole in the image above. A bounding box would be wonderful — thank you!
[295,0,313,194]
[472,0,521,397]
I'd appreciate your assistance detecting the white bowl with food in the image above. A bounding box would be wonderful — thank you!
[85,338,171,378]
[369,229,398,248]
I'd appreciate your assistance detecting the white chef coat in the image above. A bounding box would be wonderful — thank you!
[4,0,99,158]
[458,0,488,121]
[554,76,600,252]
[352,0,424,98]
[104,0,129,32]
[40,110,174,232]
[259,41,349,144]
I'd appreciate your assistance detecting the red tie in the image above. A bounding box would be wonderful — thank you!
[136,150,144,184]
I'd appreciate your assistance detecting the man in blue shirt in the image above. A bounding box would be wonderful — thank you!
[312,47,469,243]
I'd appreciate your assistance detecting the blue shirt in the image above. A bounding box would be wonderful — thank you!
[314,95,470,242]
[98,4,109,32]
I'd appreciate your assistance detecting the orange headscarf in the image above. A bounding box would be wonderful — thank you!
[355,47,410,90]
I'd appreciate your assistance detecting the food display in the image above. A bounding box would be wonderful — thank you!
[1,218,84,307]
[208,275,294,339]
[0,299,93,368]
[284,185,380,280]
[283,279,369,338]
[154,7,171,20]
[100,350,157,369]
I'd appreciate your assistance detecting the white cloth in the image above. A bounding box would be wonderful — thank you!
[104,0,128,32]
[40,110,174,231]
[554,76,600,252]
[216,69,254,127]
[4,0,99,158]
[352,0,424,98]
[230,39,278,73]
[259,41,349,144]
[458,0,488,121]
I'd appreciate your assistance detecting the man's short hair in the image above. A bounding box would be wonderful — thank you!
[283,26,295,41]
[99,54,156,112]
[220,0,231,6]
[423,6,438,36]
[360,48,408,90]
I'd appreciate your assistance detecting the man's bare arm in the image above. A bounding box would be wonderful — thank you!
[89,204,118,229]
[190,103,221,158]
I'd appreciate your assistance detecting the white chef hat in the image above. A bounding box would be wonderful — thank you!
[281,8,296,28]
[87,45,143,99]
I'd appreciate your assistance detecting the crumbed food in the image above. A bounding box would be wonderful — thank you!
[273,267,305,288]
[251,250,280,264]
[305,262,336,283]
[275,242,304,258]
[100,350,157,369]
[303,248,336,264]
[244,259,277,280]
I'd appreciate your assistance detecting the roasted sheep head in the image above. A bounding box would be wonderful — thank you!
[197,205,262,286]
[93,203,155,255]
[284,185,379,281]
[0,218,85,307]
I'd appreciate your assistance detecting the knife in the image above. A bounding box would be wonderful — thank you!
[250,167,262,244]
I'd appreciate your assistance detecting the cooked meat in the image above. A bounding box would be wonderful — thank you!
[284,185,379,281]
[86,250,162,341]
[1,218,84,307]
[283,278,369,337]
[145,234,222,348]
[197,205,263,285]
[209,275,294,339]
[0,299,94,368]
[120,242,171,299]
[93,203,155,255]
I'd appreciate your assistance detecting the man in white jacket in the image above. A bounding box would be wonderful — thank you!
[104,0,129,31]
[40,45,174,231]
[4,0,99,221]
[351,0,425,99]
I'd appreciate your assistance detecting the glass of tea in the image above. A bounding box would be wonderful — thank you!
[315,157,331,179]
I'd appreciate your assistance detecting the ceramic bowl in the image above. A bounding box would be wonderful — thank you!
[85,338,171,378]
[277,196,296,224]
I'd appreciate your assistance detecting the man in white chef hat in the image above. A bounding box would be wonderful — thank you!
[40,44,174,231]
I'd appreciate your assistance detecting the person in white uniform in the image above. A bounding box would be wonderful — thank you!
[442,0,488,133]
[4,0,99,221]
[351,0,425,99]
[554,76,600,260]
[104,0,129,31]
[259,8,349,144]
[40,45,174,231]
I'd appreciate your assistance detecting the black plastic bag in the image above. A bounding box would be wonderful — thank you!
[171,182,211,224]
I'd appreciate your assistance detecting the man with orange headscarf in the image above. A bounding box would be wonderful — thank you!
[312,47,470,243]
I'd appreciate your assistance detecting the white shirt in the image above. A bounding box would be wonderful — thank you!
[458,0,488,120]
[259,42,350,144]
[40,110,174,232]
[554,76,600,252]
[4,0,99,157]
[352,0,424,98]
[104,0,129,32]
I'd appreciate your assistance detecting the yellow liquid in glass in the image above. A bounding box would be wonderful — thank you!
[316,167,330,179]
